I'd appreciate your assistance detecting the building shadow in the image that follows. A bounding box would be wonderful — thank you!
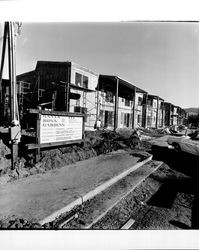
[151,145,199,179]
[149,145,199,229]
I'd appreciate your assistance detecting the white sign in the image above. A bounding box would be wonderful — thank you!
[40,114,83,144]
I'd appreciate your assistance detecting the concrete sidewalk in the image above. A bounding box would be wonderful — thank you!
[0,150,151,223]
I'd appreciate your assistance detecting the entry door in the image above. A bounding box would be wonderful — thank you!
[105,110,108,127]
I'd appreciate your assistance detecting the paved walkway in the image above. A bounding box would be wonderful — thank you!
[0,150,149,223]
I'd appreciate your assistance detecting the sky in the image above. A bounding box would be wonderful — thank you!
[1,21,199,108]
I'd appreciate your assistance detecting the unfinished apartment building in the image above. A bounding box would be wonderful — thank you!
[97,75,147,130]
[16,61,98,130]
[144,94,165,128]
[177,107,188,125]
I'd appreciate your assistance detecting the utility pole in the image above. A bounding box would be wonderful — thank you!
[0,22,21,170]
[0,23,8,104]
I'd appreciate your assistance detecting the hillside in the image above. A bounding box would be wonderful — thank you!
[185,107,199,115]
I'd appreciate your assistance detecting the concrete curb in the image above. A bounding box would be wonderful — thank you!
[39,154,152,225]
[85,160,163,229]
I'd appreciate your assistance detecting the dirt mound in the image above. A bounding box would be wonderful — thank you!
[0,216,43,229]
[139,127,166,138]
[39,143,97,171]
[87,129,141,155]
[0,139,11,177]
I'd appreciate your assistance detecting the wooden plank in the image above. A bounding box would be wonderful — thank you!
[26,139,84,150]
[27,108,84,117]
[120,218,135,229]
[132,87,136,129]
[144,93,148,128]
[36,108,41,162]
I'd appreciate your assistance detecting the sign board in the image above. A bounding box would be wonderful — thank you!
[40,114,83,144]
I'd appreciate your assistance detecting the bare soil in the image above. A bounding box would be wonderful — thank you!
[91,163,196,229]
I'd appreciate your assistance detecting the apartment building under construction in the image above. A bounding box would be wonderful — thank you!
[1,60,187,130]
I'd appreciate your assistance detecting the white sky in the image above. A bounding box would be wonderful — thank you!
[1,21,198,109]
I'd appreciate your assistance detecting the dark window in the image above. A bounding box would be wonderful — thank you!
[75,73,82,86]
[147,99,153,106]
[75,72,89,88]
[83,75,88,89]
[138,97,143,106]
[105,91,114,103]
[105,110,114,127]
[125,99,130,107]
[138,114,141,124]
[124,113,130,127]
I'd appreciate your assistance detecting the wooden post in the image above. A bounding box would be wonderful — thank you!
[8,22,19,170]
[82,115,85,141]
[36,106,41,162]
[66,81,70,112]
[162,101,165,127]
[156,96,159,128]
[144,93,148,128]
[114,77,119,131]
[96,81,99,120]
[37,74,40,105]
[170,103,172,126]
[66,67,70,112]
[52,90,57,110]
[132,87,136,129]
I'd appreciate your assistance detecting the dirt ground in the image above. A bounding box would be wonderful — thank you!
[91,163,197,229]
[1,160,195,230]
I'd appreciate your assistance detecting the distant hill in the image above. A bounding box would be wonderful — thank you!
[185,108,199,115]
